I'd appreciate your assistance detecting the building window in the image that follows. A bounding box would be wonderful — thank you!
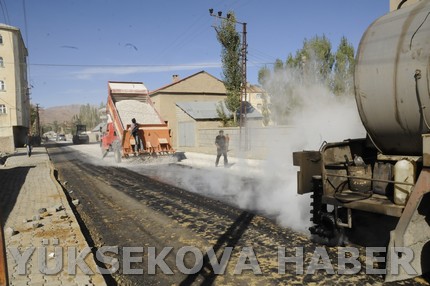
[0,80,4,91]
[0,35,3,45]
[0,57,3,67]
[0,104,6,114]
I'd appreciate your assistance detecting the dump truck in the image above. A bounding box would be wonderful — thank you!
[293,2,430,282]
[72,124,89,144]
[101,81,174,162]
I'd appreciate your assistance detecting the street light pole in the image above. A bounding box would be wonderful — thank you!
[209,9,247,151]
[35,104,41,137]
[241,21,248,150]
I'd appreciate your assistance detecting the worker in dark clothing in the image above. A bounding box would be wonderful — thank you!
[25,133,32,157]
[130,118,141,153]
[215,130,228,167]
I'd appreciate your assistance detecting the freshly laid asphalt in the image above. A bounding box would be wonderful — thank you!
[0,144,265,286]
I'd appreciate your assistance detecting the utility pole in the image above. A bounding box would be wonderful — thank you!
[209,9,248,151]
[35,104,41,137]
[241,22,248,150]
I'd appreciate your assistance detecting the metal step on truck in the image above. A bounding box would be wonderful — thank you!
[101,81,175,163]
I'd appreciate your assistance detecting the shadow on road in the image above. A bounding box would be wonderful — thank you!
[180,211,255,286]
[0,166,34,224]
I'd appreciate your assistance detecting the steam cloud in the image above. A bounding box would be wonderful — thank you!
[142,65,366,233]
[253,68,366,232]
[70,64,366,234]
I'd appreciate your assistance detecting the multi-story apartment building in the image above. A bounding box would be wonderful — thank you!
[0,24,30,153]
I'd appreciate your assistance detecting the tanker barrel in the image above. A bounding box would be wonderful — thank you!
[355,1,430,155]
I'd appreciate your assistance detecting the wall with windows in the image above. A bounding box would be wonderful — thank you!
[0,24,29,153]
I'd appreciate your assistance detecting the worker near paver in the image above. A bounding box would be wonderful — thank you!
[130,118,141,153]
[215,130,228,167]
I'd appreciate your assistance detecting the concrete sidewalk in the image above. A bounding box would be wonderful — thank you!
[0,147,106,286]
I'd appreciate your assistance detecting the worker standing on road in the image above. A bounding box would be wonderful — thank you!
[130,118,141,154]
[25,133,32,157]
[215,130,228,167]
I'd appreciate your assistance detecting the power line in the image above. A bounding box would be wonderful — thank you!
[29,62,223,68]
[22,0,29,48]
[22,0,32,109]
[28,61,274,69]
[0,0,9,24]
[248,47,277,62]
[158,13,207,58]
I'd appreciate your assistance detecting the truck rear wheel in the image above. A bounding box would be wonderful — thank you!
[309,176,345,247]
[310,213,345,247]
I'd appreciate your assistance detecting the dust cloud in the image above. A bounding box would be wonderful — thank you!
[144,66,365,233]
[66,65,365,234]
[251,68,366,232]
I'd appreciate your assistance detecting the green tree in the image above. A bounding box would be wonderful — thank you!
[306,35,334,81]
[333,36,355,95]
[261,93,270,126]
[215,11,242,124]
[216,101,232,127]
[29,104,38,134]
[285,35,334,84]
[257,35,355,125]
[30,104,36,126]
[258,66,270,86]
[286,54,296,68]
[72,104,101,131]
[274,58,284,72]
[52,120,59,133]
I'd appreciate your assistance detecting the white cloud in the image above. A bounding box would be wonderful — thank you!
[72,62,222,79]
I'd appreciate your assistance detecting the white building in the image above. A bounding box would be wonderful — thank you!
[0,24,30,153]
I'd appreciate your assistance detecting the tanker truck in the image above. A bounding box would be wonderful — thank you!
[293,1,430,282]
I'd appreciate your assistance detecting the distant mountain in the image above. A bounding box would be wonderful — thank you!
[40,104,82,125]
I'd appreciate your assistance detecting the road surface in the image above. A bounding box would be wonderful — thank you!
[46,143,427,285]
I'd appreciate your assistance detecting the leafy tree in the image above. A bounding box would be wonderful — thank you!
[72,104,101,132]
[285,35,334,84]
[261,93,270,126]
[216,101,232,127]
[333,36,355,95]
[274,58,284,72]
[30,104,37,127]
[258,66,270,86]
[52,121,59,133]
[286,54,295,68]
[215,11,242,124]
[257,34,356,125]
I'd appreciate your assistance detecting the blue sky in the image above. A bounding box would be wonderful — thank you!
[4,0,388,108]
